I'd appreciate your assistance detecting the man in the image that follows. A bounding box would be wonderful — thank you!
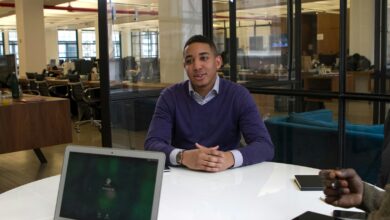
[320,169,390,219]
[144,35,274,172]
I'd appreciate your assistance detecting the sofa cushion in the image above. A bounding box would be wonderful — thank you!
[290,109,334,122]
[346,124,384,134]
[287,110,384,135]
[287,110,338,128]
[287,115,338,128]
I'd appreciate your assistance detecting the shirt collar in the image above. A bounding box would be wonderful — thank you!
[188,76,220,96]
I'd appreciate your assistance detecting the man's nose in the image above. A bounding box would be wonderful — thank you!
[193,58,202,69]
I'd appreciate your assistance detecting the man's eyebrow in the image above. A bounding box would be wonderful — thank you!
[184,55,193,59]
[185,52,210,59]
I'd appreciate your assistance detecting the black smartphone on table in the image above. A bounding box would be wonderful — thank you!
[293,211,341,220]
[333,210,367,220]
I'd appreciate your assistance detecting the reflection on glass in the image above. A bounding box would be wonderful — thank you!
[213,1,289,83]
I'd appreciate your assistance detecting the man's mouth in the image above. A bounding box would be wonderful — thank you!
[193,73,206,80]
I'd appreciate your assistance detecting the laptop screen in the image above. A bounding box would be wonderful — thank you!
[55,146,165,220]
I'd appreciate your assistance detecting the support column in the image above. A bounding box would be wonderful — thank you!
[159,0,202,83]
[15,0,46,77]
[4,30,9,54]
[78,29,83,59]
[45,28,59,65]
[95,20,100,59]
[121,29,132,57]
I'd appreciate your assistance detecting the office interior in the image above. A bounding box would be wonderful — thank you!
[0,0,389,193]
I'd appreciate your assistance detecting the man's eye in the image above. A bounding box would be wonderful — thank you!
[200,56,209,61]
[185,59,193,65]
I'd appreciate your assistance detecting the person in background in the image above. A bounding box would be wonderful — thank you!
[144,35,274,172]
[89,63,99,81]
[319,169,390,219]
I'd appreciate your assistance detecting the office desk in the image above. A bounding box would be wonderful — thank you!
[46,78,123,89]
[122,81,171,89]
[303,73,354,92]
[0,95,72,163]
[0,162,360,219]
[45,78,69,86]
[239,71,280,81]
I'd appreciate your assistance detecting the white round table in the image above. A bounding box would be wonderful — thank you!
[0,162,359,220]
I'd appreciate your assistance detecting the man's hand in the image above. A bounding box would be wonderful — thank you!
[181,143,234,172]
[319,169,363,208]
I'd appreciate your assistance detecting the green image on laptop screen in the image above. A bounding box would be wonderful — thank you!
[60,152,158,220]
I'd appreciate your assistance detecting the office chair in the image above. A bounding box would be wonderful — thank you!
[23,72,40,95]
[68,82,101,133]
[68,72,80,82]
[35,80,51,96]
[35,80,66,97]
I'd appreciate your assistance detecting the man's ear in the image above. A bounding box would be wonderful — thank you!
[215,55,222,69]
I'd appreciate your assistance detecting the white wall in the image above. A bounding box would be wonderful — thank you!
[349,0,375,62]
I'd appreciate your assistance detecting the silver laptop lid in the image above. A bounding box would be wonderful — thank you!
[54,145,165,220]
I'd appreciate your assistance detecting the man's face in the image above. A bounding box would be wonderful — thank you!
[183,42,222,95]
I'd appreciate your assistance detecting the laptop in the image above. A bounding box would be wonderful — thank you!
[54,145,165,220]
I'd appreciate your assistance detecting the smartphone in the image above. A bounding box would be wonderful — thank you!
[333,210,367,220]
[293,211,341,220]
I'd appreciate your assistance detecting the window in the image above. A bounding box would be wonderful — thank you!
[81,30,96,59]
[131,31,159,58]
[113,31,121,58]
[58,30,78,60]
[8,30,18,63]
[0,32,4,55]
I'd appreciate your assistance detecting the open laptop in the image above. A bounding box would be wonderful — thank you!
[54,145,165,220]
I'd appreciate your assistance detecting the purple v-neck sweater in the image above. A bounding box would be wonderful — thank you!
[145,78,274,166]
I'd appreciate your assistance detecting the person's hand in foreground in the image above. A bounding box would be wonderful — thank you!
[319,168,364,208]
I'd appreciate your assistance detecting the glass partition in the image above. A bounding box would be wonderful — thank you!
[98,1,387,185]
[104,0,202,149]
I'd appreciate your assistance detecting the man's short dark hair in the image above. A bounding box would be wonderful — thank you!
[183,35,218,55]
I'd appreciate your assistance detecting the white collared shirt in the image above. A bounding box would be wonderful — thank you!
[188,76,220,105]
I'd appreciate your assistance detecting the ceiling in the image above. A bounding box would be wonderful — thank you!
[0,0,159,30]
[0,0,349,31]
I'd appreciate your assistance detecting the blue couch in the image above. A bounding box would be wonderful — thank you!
[265,109,384,184]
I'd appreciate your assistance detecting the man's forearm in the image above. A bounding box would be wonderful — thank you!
[358,182,386,212]
[238,141,274,166]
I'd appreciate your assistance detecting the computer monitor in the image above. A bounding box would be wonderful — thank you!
[318,54,337,66]
[270,34,288,48]
[0,54,17,89]
[74,59,94,75]
[26,72,37,79]
[49,59,56,67]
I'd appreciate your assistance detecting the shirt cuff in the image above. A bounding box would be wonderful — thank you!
[170,148,183,165]
[230,150,243,168]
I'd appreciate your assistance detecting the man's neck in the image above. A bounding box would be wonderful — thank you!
[192,77,217,97]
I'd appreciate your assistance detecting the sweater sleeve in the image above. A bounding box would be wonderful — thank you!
[236,88,274,166]
[144,90,176,164]
[358,182,385,213]
[366,184,390,220]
